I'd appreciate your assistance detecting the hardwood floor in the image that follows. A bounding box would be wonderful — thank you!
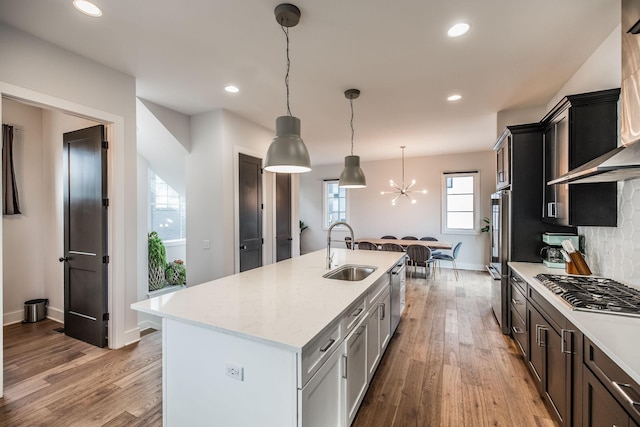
[1,320,162,427]
[1,269,557,426]
[353,269,558,427]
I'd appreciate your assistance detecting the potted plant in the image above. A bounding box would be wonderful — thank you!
[166,259,186,286]
[148,231,167,291]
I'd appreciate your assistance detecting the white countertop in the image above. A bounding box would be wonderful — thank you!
[509,262,640,386]
[132,249,405,352]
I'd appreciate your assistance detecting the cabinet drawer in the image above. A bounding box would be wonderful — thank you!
[511,281,526,323]
[528,286,563,332]
[367,275,390,307]
[300,321,342,388]
[510,307,527,357]
[584,337,640,424]
[344,298,367,335]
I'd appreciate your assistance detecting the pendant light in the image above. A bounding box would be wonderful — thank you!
[339,89,367,188]
[380,146,427,205]
[264,3,311,174]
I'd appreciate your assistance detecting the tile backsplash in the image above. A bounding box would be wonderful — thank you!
[580,178,640,288]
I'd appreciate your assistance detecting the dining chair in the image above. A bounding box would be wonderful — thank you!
[419,236,442,256]
[345,236,352,249]
[381,243,404,252]
[401,236,418,240]
[406,245,434,278]
[357,241,378,250]
[433,241,462,280]
[381,235,397,240]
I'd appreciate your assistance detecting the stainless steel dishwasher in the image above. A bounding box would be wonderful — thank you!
[390,259,406,333]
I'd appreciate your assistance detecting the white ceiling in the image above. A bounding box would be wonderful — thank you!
[0,0,620,165]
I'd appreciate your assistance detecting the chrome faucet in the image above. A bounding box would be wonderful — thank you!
[326,221,355,269]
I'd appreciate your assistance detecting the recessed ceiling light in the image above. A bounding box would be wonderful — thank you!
[447,22,470,38]
[225,85,240,93]
[447,94,462,101]
[73,0,102,17]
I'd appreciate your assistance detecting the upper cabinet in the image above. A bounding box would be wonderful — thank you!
[495,132,511,190]
[542,89,620,227]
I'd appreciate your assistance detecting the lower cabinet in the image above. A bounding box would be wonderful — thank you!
[345,319,368,425]
[300,344,345,427]
[303,284,394,427]
[583,366,634,427]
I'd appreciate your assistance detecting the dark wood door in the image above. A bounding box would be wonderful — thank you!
[583,367,631,427]
[62,125,108,348]
[275,173,292,262]
[239,153,263,272]
[544,324,566,424]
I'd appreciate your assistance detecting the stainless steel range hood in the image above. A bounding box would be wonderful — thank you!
[548,139,640,184]
[550,0,640,185]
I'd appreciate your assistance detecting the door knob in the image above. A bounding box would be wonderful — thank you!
[59,257,68,262]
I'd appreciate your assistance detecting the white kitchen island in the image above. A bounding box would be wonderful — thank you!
[131,249,406,427]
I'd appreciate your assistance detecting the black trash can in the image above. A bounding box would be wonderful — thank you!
[23,298,48,323]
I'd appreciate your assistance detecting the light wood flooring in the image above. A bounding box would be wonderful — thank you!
[1,269,558,426]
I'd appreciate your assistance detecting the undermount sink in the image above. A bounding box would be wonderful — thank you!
[323,264,377,281]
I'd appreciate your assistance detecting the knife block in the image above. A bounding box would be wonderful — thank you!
[565,260,578,275]
[568,251,592,275]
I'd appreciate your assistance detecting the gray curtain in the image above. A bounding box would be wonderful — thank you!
[2,124,21,215]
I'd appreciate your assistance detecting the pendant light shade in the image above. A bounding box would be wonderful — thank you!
[339,88,366,188]
[265,116,311,173]
[339,155,366,188]
[265,3,311,174]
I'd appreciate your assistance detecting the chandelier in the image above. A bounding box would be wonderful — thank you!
[380,146,427,205]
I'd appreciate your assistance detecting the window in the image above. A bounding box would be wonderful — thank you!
[323,179,347,229]
[441,171,480,234]
[149,170,186,241]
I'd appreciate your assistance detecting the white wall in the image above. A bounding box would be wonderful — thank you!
[186,109,281,286]
[2,100,45,323]
[0,22,139,362]
[300,150,495,271]
[546,24,640,286]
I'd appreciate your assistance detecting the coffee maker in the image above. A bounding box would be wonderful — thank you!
[541,233,579,268]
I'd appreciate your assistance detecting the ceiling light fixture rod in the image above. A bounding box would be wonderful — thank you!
[339,88,366,188]
[282,24,292,116]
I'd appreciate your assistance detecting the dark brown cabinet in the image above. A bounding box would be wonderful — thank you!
[512,269,580,427]
[495,133,511,190]
[584,337,640,426]
[542,88,620,227]
[583,367,634,427]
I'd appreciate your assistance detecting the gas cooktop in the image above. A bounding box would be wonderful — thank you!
[535,274,640,318]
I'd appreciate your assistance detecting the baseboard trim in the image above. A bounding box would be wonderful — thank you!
[3,310,23,326]
[122,327,141,347]
[47,307,64,323]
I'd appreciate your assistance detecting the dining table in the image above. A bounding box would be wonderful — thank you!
[354,238,452,250]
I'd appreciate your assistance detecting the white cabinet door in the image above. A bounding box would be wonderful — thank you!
[379,289,391,351]
[345,320,368,426]
[299,345,345,427]
[366,305,381,381]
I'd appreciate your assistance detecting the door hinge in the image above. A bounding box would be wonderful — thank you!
[260,168,264,175]
[103,255,110,263]
[103,313,110,321]
[102,198,109,207]
[261,203,264,210]
[102,140,109,149]
[261,238,264,245]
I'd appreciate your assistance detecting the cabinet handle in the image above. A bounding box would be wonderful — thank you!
[511,298,523,305]
[547,202,557,218]
[512,326,524,334]
[535,324,541,346]
[561,329,574,354]
[535,324,547,347]
[352,308,363,317]
[319,338,335,352]
[355,325,366,337]
[539,326,547,347]
[379,303,385,320]
[611,381,640,408]
[342,355,347,379]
